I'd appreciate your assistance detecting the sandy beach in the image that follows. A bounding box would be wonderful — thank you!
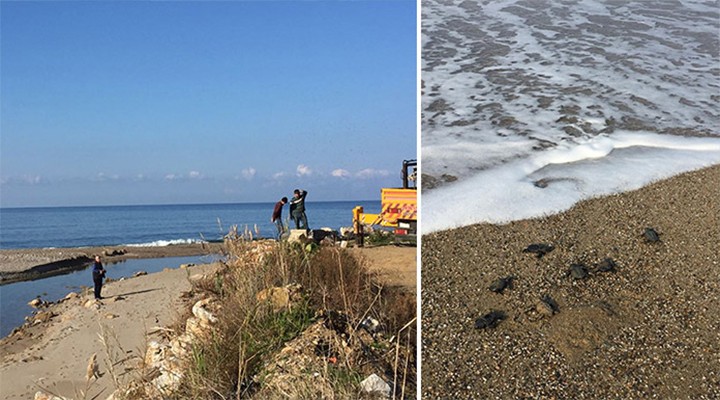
[0,244,415,399]
[422,165,719,398]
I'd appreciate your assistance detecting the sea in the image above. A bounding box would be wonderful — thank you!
[0,201,379,337]
[0,201,380,249]
[421,0,720,233]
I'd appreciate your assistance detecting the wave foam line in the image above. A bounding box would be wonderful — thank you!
[423,131,720,233]
[125,238,208,247]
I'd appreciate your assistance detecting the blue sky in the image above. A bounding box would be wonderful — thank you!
[0,1,417,207]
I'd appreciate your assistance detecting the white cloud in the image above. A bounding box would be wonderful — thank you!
[273,172,287,180]
[4,174,44,185]
[331,169,350,178]
[24,175,42,184]
[356,168,390,179]
[165,174,179,181]
[296,164,312,177]
[188,171,203,179]
[94,172,121,182]
[241,167,257,180]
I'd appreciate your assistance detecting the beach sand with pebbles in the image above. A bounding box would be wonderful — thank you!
[422,165,719,399]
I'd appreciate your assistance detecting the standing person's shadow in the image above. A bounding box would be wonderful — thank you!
[106,288,161,299]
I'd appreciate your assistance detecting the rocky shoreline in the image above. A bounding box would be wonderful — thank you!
[422,165,720,398]
[0,243,224,284]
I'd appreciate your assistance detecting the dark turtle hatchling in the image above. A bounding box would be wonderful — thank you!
[489,276,514,294]
[474,310,507,329]
[537,294,560,316]
[568,263,589,279]
[523,243,554,258]
[644,227,661,243]
[596,258,617,273]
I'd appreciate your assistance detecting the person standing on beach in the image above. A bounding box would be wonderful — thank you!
[92,255,106,300]
[290,189,309,230]
[271,197,288,240]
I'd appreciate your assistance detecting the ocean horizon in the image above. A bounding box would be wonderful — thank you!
[0,200,381,250]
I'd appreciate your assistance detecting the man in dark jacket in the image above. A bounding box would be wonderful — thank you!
[271,197,288,240]
[290,189,309,230]
[92,255,106,300]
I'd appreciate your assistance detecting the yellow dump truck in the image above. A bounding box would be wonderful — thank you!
[353,159,417,245]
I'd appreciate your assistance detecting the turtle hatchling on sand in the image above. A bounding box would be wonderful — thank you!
[489,276,514,294]
[474,310,507,330]
[522,243,554,258]
[568,263,589,279]
[644,227,661,243]
[537,294,560,317]
[596,258,617,273]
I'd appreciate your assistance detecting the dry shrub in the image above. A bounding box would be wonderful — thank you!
[170,238,416,399]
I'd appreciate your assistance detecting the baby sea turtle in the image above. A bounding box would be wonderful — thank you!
[537,294,560,317]
[523,243,554,258]
[474,310,507,330]
[533,179,549,188]
[568,263,589,280]
[644,227,661,243]
[489,276,514,294]
[596,258,617,273]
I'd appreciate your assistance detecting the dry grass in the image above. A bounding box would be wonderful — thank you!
[167,236,417,399]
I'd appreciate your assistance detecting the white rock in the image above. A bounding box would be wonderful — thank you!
[84,299,101,309]
[28,298,43,308]
[185,317,208,340]
[34,392,67,400]
[360,373,391,398]
[145,340,165,367]
[287,229,308,244]
[192,299,218,323]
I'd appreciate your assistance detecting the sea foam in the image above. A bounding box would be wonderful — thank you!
[125,238,208,247]
[422,131,720,233]
[422,0,719,232]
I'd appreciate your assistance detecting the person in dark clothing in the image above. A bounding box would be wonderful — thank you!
[92,255,106,300]
[290,189,309,230]
[289,198,297,229]
[271,197,288,240]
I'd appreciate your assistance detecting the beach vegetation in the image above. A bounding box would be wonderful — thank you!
[122,234,417,399]
[366,228,396,246]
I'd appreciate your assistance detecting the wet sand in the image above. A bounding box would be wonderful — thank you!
[422,165,719,398]
[0,243,224,284]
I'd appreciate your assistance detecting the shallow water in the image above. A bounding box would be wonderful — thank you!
[0,255,219,338]
[422,0,720,232]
